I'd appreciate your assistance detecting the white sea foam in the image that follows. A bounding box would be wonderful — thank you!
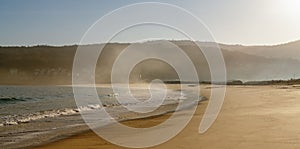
[0,86,199,127]
[1,108,80,126]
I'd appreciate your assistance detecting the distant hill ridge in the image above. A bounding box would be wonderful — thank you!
[0,40,300,85]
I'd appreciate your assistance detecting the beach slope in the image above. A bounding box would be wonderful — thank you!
[38,85,300,149]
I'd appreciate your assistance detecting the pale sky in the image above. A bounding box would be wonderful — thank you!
[0,0,299,46]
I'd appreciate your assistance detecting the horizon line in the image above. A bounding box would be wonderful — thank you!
[0,39,299,48]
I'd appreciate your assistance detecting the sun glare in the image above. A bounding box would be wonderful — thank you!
[278,0,300,18]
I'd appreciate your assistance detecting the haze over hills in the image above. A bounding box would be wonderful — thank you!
[0,40,300,85]
[197,40,300,80]
[218,40,300,60]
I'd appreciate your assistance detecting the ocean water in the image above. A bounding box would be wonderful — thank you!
[0,85,201,148]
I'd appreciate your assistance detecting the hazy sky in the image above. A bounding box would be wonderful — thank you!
[0,0,299,46]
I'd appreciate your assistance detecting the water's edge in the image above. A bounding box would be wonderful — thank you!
[33,98,205,149]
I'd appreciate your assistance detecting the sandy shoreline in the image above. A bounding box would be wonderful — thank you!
[37,85,300,148]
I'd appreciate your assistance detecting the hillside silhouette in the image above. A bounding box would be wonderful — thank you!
[1,40,300,85]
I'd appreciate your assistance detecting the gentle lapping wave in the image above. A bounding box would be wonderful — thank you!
[0,97,186,126]
[0,97,30,103]
[0,104,107,126]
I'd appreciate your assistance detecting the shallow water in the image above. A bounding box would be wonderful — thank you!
[0,85,201,148]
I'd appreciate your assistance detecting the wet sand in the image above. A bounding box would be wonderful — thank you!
[37,85,300,149]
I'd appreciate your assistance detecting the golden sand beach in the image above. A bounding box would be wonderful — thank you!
[37,85,300,149]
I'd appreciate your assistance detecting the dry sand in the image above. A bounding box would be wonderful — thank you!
[37,85,300,149]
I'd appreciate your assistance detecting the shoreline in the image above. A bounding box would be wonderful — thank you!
[37,85,300,148]
[36,101,208,149]
[33,98,205,148]
[36,84,210,149]
[1,84,194,148]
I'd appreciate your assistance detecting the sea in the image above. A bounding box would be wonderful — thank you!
[0,85,201,148]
